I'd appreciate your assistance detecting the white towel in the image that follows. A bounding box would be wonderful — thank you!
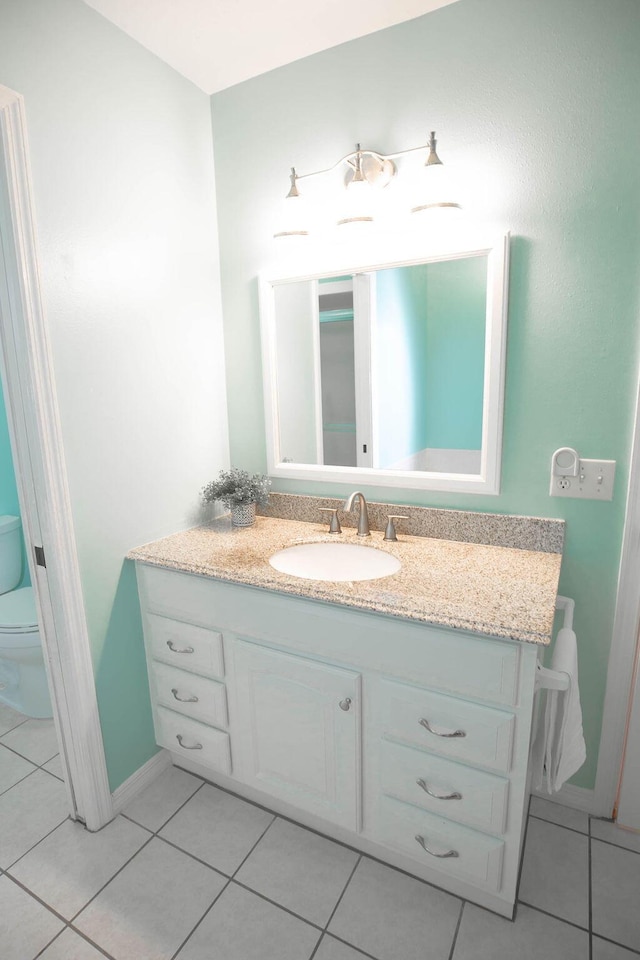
[533,627,587,794]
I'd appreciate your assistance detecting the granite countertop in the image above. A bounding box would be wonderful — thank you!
[128,515,563,645]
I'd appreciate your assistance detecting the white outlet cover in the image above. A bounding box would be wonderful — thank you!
[549,458,616,500]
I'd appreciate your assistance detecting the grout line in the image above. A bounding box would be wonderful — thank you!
[591,932,640,956]
[165,812,280,960]
[3,871,69,924]
[517,899,589,933]
[589,833,640,856]
[0,764,39,798]
[447,900,465,960]
[4,814,70,872]
[32,924,117,960]
[0,731,59,768]
[65,923,120,960]
[67,833,156,924]
[322,853,362,932]
[138,778,207,836]
[167,877,232,960]
[513,806,533,907]
[527,812,589,837]
[156,834,233,879]
[307,931,327,960]
[0,715,29,736]
[230,816,277,878]
[323,932,382,959]
[230,876,325,931]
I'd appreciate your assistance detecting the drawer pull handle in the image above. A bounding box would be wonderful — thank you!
[176,734,203,750]
[416,778,462,801]
[171,688,199,704]
[167,640,195,654]
[339,697,352,712]
[414,834,459,858]
[419,718,466,739]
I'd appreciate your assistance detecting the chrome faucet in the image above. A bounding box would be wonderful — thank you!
[343,491,370,537]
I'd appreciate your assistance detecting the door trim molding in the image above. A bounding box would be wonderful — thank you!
[0,86,112,830]
[594,362,640,818]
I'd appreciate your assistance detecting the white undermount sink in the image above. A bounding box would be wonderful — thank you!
[269,541,401,582]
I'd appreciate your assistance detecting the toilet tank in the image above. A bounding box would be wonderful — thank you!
[0,516,23,595]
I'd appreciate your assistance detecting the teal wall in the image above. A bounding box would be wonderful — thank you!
[0,383,30,587]
[212,0,640,789]
[375,259,485,467]
[0,0,229,791]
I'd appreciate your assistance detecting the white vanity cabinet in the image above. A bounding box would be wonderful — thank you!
[135,562,541,918]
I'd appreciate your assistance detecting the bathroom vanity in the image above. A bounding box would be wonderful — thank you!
[129,504,562,918]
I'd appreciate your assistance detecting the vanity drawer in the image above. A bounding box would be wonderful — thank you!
[376,678,515,773]
[370,794,504,891]
[150,661,228,728]
[155,707,231,774]
[145,613,224,679]
[378,739,509,835]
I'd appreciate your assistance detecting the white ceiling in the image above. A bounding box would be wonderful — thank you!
[82,0,460,95]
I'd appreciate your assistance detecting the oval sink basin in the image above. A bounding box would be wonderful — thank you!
[269,542,401,582]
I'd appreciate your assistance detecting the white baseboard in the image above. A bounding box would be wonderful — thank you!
[111,749,172,815]
[531,783,596,814]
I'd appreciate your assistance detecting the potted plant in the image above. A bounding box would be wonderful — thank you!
[201,467,271,527]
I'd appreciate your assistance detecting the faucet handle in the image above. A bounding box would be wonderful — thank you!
[383,514,409,542]
[319,508,342,534]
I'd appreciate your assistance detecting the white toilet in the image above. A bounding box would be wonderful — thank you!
[0,515,52,718]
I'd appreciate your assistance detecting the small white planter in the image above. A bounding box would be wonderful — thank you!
[231,502,257,527]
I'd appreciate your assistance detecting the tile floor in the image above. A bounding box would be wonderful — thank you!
[1,702,639,959]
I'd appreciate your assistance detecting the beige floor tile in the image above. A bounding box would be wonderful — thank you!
[175,882,319,960]
[329,857,460,960]
[74,837,226,960]
[236,818,358,926]
[10,814,150,919]
[123,764,202,832]
[518,816,589,927]
[452,902,588,959]
[0,769,68,868]
[0,874,64,960]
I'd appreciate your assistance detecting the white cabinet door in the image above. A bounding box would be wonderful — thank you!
[233,639,361,830]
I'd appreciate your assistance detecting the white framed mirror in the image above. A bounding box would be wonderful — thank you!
[259,232,509,494]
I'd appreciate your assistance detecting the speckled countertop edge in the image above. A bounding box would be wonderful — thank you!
[128,515,563,646]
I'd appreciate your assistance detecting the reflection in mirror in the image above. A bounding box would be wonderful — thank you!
[274,256,487,474]
[261,234,509,495]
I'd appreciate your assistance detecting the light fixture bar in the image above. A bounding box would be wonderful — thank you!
[274,129,460,240]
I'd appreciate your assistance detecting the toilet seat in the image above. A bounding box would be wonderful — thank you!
[0,586,38,634]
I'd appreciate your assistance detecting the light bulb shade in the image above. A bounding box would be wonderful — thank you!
[337,175,375,227]
[411,162,460,215]
[273,194,310,239]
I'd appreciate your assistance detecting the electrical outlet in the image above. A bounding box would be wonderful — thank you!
[550,458,616,500]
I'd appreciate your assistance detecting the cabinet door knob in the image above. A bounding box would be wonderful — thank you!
[167,640,195,654]
[419,718,466,738]
[339,697,352,712]
[176,734,203,750]
[414,834,459,858]
[171,688,199,704]
[416,778,462,801]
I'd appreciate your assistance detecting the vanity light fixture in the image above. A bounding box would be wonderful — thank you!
[273,130,460,239]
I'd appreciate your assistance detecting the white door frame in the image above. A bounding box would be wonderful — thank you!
[0,86,112,831]
[594,362,640,818]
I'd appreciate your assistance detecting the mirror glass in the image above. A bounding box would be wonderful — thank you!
[274,257,487,474]
[261,236,509,494]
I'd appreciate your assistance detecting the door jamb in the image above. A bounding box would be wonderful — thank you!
[0,86,112,830]
[594,362,640,817]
